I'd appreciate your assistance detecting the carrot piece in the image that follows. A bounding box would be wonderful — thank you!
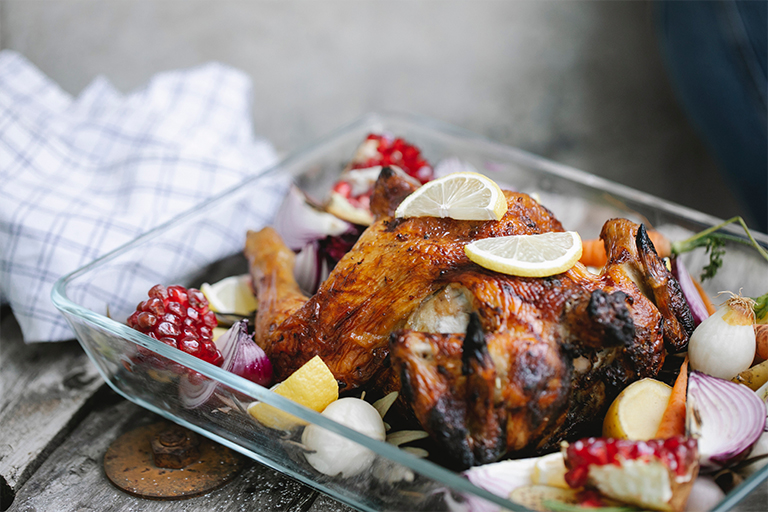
[579,238,608,267]
[579,230,671,268]
[655,357,689,439]
[648,230,671,259]
[692,279,717,316]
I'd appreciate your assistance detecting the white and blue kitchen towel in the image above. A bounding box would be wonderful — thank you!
[0,51,286,342]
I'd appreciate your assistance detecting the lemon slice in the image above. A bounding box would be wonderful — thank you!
[464,231,583,277]
[200,274,258,315]
[248,355,339,430]
[394,172,508,221]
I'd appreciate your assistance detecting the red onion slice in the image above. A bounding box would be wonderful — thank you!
[671,257,710,326]
[274,185,351,251]
[220,321,273,386]
[687,371,767,470]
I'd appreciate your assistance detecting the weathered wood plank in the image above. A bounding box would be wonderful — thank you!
[308,494,366,512]
[0,308,104,509]
[8,395,357,512]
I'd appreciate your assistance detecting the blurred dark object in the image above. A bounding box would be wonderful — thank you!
[656,0,767,232]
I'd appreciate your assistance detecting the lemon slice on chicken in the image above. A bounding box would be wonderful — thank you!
[395,172,507,221]
[465,231,583,277]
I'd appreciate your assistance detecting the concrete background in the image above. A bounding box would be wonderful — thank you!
[0,0,754,225]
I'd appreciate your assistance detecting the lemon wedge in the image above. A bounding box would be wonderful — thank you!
[602,378,672,440]
[464,231,583,277]
[394,171,508,221]
[200,274,258,315]
[248,355,338,430]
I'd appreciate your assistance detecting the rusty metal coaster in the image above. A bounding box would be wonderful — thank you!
[104,421,244,500]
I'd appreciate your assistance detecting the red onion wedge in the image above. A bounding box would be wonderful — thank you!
[274,185,351,251]
[687,370,766,470]
[293,226,365,295]
[180,320,272,408]
[293,241,330,296]
[671,257,710,326]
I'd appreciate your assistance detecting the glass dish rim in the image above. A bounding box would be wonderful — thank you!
[51,111,768,512]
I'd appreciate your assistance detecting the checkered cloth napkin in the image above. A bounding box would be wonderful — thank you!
[0,51,287,342]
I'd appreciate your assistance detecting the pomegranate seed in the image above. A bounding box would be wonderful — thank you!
[202,311,217,329]
[155,322,179,338]
[179,337,201,357]
[200,340,224,366]
[162,313,180,326]
[146,297,165,316]
[166,301,184,317]
[136,312,157,329]
[148,284,168,300]
[333,181,352,196]
[167,285,188,304]
[188,289,206,308]
[186,307,199,322]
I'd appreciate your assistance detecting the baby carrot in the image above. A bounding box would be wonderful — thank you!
[649,230,672,259]
[655,357,689,439]
[579,238,608,268]
[579,230,671,268]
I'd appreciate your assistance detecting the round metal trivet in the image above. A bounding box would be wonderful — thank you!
[104,421,244,500]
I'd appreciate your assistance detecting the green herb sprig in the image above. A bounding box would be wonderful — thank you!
[670,216,768,281]
[753,291,768,324]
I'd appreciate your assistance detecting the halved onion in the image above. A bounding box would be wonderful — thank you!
[687,370,766,469]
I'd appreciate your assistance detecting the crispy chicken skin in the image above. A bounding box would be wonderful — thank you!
[246,179,564,390]
[246,167,693,466]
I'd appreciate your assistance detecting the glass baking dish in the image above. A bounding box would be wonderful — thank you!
[52,112,768,512]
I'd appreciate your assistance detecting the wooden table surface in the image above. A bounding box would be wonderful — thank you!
[2,305,767,512]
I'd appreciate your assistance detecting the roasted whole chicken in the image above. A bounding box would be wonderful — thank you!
[245,167,694,467]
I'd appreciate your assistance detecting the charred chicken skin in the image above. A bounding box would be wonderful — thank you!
[245,167,693,467]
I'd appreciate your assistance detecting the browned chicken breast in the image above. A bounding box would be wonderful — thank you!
[245,167,693,467]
